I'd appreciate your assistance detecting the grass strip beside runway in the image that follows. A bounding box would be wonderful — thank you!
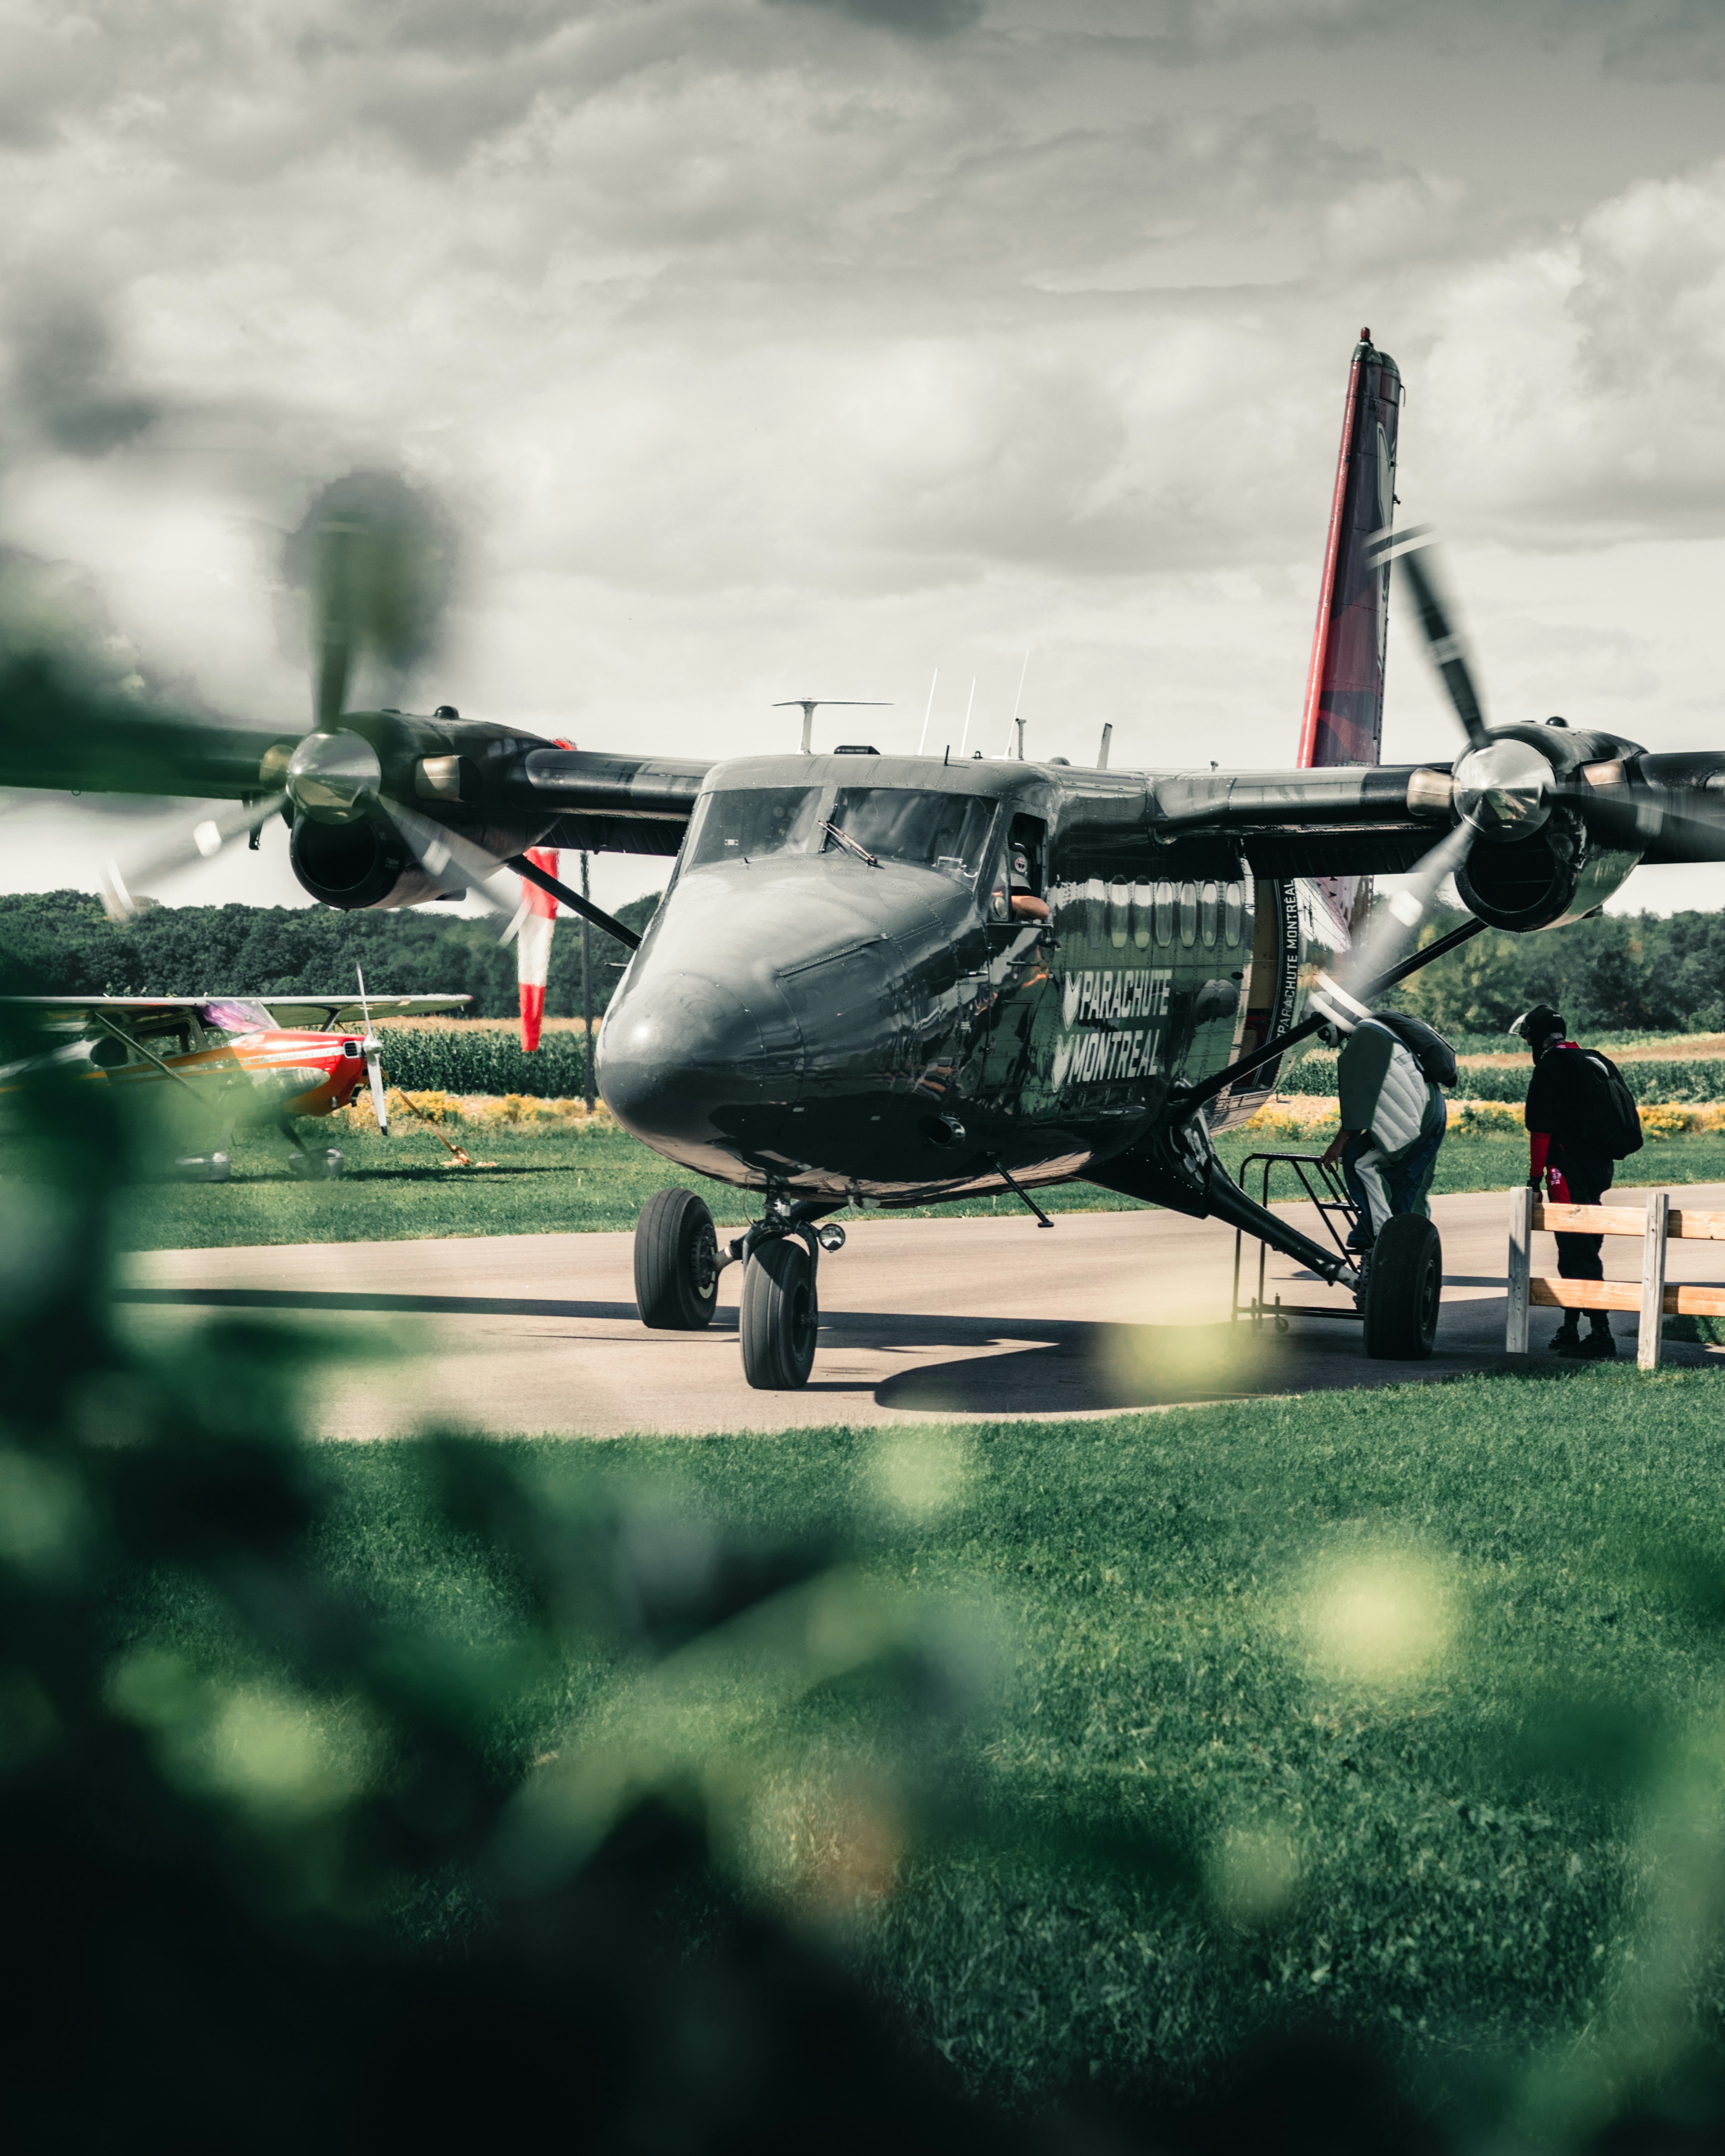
[131,1367,1725,2127]
[111,1122,1725,1251]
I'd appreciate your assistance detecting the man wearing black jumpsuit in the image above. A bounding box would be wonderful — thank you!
[1514,1003,1617,1360]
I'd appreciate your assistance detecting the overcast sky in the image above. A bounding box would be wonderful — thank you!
[4,0,1725,918]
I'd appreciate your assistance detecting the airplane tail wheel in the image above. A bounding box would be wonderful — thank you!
[1361,1213,1442,1360]
[635,1187,721,1330]
[740,1236,818,1389]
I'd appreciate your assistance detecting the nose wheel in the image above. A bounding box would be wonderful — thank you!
[740,1233,819,1390]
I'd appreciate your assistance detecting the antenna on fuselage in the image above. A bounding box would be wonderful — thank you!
[1005,650,1031,760]
[957,677,976,758]
[1097,722,1112,769]
[773,699,890,755]
[917,669,938,755]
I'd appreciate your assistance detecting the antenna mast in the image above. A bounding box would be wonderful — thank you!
[917,669,938,755]
[772,699,891,755]
[1007,649,1031,760]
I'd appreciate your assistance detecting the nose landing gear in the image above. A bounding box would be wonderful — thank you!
[631,1186,842,1388]
[740,1233,819,1389]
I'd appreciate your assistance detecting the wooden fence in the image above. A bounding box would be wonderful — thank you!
[1506,1189,1725,1369]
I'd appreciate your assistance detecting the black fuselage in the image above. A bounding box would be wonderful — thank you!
[597,752,1333,1206]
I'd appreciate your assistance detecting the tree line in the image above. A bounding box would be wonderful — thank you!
[0,887,659,1019]
[1392,907,1725,1038]
[5,887,1720,1041]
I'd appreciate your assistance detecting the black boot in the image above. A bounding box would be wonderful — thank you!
[1579,1317,1617,1360]
[1550,1317,1583,1357]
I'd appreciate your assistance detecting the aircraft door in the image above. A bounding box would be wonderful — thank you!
[970,815,1053,1101]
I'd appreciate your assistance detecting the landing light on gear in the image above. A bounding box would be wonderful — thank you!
[816,1222,846,1253]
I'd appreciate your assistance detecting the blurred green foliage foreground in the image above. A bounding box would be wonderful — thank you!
[17,1015,1725,2150]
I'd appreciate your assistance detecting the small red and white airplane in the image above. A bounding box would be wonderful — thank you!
[0,985,468,1179]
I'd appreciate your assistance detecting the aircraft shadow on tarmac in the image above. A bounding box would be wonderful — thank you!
[118,1284,1716,1415]
[117,1285,647,1323]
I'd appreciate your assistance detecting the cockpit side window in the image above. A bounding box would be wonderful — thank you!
[988,814,1048,923]
[824,789,996,884]
[685,787,823,870]
[199,998,275,1037]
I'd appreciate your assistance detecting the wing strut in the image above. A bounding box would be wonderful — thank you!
[506,853,642,951]
[1171,914,1486,1119]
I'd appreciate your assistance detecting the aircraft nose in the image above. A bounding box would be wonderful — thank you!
[598,967,803,1167]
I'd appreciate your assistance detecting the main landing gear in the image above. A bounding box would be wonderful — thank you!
[1230,1150,1441,1361]
[633,1186,844,1391]
[1358,1211,1443,1360]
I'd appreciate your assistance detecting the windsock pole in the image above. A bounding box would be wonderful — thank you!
[580,851,595,1112]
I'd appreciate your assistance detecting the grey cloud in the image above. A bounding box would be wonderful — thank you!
[763,0,984,38]
[1597,0,1725,82]
[4,288,159,459]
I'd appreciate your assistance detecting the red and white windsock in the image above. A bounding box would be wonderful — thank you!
[517,848,559,1051]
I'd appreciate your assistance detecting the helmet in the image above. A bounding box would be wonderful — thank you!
[1510,1004,1565,1051]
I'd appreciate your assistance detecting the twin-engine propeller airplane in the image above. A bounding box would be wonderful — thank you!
[0,990,469,1178]
[6,330,1725,1383]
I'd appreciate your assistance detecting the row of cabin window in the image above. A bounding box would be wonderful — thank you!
[1067,878,1248,951]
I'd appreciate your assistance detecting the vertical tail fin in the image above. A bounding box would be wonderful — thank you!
[517,846,559,1051]
[1298,330,1402,769]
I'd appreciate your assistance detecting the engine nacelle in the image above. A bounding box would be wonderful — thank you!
[1453,803,1639,932]
[289,814,458,910]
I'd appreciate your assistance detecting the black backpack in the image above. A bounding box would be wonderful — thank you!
[1558,1046,1644,1160]
[1371,1012,1458,1089]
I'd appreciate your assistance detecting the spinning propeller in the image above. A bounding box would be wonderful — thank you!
[1314,525,1725,1028]
[99,473,520,928]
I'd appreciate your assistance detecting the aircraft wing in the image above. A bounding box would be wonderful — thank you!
[259,994,472,1031]
[1148,762,1456,878]
[0,663,289,801]
[0,994,216,1033]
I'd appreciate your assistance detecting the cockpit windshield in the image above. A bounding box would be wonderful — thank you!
[198,999,275,1037]
[823,789,997,885]
[684,787,822,870]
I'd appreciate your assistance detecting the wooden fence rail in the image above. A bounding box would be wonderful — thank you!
[1506,1190,1725,1369]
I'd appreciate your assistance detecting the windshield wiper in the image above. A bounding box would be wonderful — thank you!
[822,820,878,867]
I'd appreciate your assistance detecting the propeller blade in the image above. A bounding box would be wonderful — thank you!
[1314,820,1477,1030]
[352,963,388,1134]
[366,1049,389,1135]
[378,801,525,928]
[1371,527,1490,751]
[312,520,357,731]
[293,472,456,728]
[100,791,288,922]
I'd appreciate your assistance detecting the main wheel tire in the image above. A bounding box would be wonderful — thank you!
[740,1236,818,1389]
[635,1187,722,1329]
[1361,1212,1443,1360]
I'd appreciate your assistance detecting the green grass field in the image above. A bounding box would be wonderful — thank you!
[132,1368,1725,2131]
[113,1117,1725,1251]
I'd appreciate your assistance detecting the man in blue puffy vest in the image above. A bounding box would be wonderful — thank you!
[1318,1012,1448,1251]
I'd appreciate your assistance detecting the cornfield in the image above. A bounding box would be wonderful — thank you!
[376,1025,594,1098]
